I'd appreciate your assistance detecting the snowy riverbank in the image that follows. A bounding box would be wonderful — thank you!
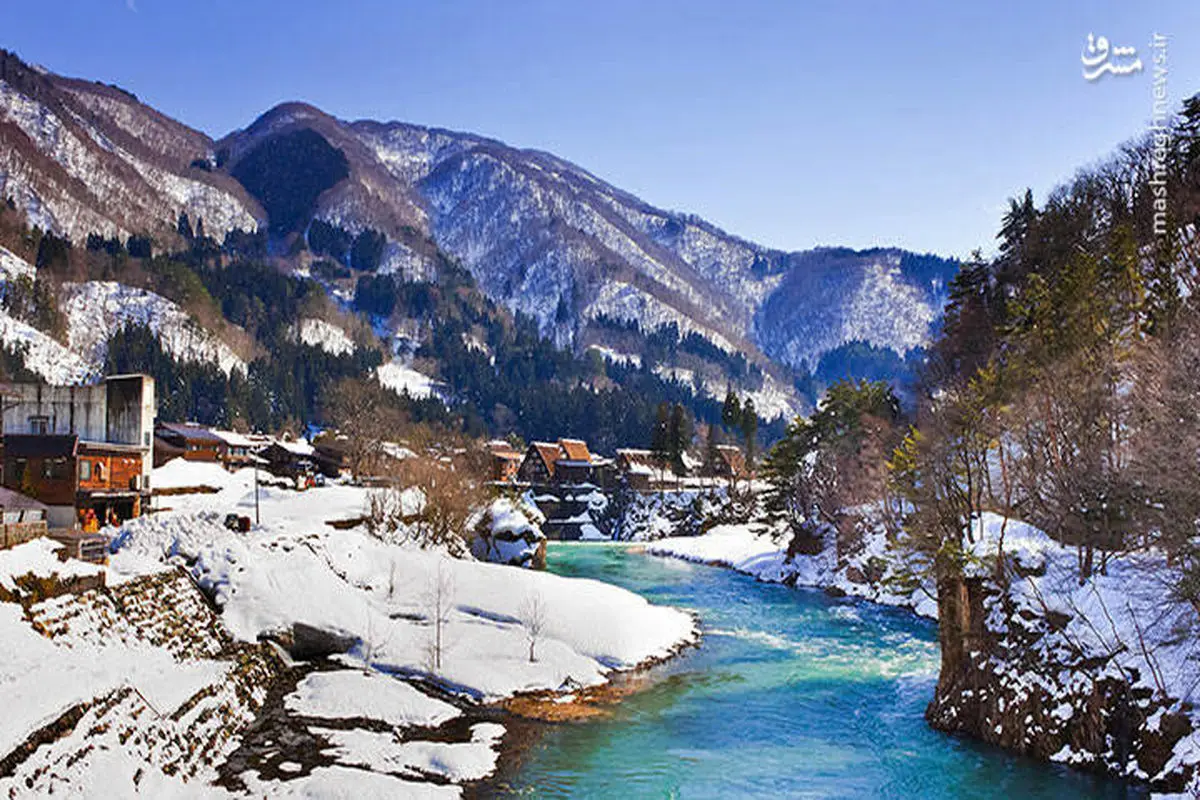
[0,464,697,797]
[647,515,1200,796]
[647,521,939,618]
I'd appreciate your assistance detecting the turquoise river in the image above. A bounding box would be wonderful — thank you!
[497,542,1141,798]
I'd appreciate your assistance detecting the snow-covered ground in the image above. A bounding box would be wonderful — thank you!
[376,360,442,400]
[0,460,696,796]
[647,521,938,618]
[294,318,355,356]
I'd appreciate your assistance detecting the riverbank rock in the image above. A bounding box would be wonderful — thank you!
[470,497,547,569]
[927,567,1197,794]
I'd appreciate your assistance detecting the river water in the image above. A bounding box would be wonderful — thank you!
[499,543,1139,798]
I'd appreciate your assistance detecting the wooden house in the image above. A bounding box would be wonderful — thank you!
[517,441,561,484]
[615,448,661,491]
[3,434,148,528]
[0,486,48,551]
[556,439,615,486]
[261,440,317,481]
[155,422,223,464]
[516,438,613,487]
[0,375,155,528]
[713,444,749,480]
[486,440,523,483]
[211,429,258,470]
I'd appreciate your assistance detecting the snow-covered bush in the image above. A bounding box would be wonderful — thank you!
[469,497,546,569]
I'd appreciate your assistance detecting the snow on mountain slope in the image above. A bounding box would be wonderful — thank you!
[61,281,246,375]
[0,308,93,383]
[376,360,440,399]
[754,249,952,369]
[2,46,959,402]
[0,244,36,283]
[0,246,93,382]
[293,318,355,356]
[0,50,262,243]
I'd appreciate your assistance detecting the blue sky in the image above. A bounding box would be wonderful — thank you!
[5,1,1199,258]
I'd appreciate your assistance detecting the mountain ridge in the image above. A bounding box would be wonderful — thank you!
[0,49,958,421]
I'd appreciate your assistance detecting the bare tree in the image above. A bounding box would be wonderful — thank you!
[423,559,455,673]
[400,456,477,557]
[364,485,408,542]
[519,591,548,663]
[361,612,394,673]
[323,377,408,477]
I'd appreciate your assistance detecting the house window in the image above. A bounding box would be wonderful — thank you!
[94,461,104,482]
[11,458,26,483]
[80,460,92,481]
[42,458,68,480]
[28,416,48,435]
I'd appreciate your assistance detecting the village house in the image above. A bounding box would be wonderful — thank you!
[712,444,749,480]
[516,441,562,484]
[485,440,523,483]
[155,422,223,465]
[0,485,48,551]
[260,439,318,483]
[212,429,258,470]
[615,448,662,492]
[156,423,263,472]
[0,374,155,528]
[516,438,613,488]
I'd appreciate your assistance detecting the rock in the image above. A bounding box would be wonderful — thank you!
[926,569,1197,794]
[285,623,358,661]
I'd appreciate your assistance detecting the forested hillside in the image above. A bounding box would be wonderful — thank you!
[0,199,777,450]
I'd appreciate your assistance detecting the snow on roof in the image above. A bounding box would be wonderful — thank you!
[210,429,255,448]
[530,442,562,474]
[273,440,316,457]
[157,422,224,444]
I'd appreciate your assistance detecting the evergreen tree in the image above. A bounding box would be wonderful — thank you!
[651,402,671,470]
[703,422,721,476]
[741,397,758,467]
[722,388,742,430]
[177,211,193,240]
[667,403,691,474]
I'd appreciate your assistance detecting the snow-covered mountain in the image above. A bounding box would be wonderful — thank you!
[218,104,956,378]
[0,49,958,409]
[0,51,262,244]
[0,245,243,383]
